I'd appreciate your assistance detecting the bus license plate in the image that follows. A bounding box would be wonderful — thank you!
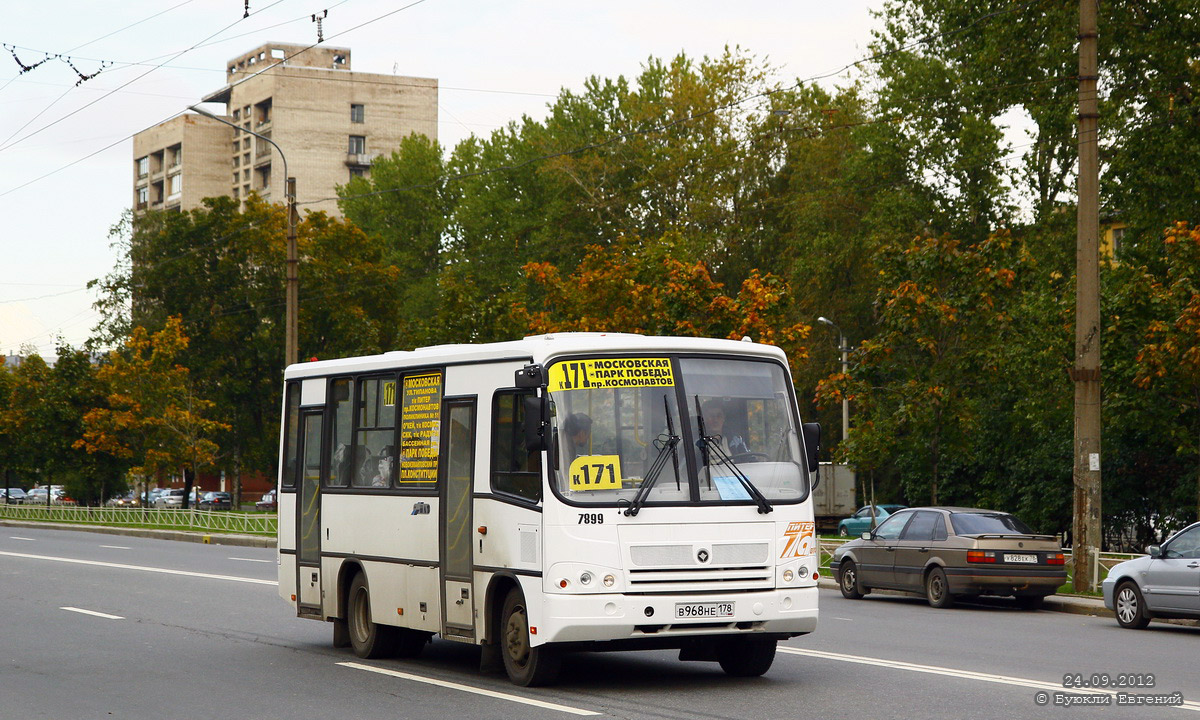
[675,601,735,619]
[1004,554,1037,564]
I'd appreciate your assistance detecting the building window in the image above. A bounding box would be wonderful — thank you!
[232,140,240,154]
[258,165,271,189]
[233,186,240,199]
[137,186,148,206]
[255,98,272,126]
[348,135,366,155]
[232,109,240,121]
[349,168,367,180]
[351,104,364,123]
[169,145,182,167]
[232,172,239,185]
[168,174,182,197]
[243,152,250,166]
[136,156,149,178]
[271,48,285,59]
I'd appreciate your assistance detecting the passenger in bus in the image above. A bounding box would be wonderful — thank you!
[701,400,749,457]
[563,413,593,459]
[332,443,353,484]
[369,445,395,487]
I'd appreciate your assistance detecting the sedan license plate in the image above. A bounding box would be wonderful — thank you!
[675,601,735,619]
[1004,553,1038,564]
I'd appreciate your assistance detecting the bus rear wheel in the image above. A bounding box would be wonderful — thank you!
[716,636,777,677]
[347,571,397,659]
[500,587,560,687]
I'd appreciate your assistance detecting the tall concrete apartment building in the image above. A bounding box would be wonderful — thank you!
[133,43,437,216]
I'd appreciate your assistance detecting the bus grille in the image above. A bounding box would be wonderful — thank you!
[627,542,773,590]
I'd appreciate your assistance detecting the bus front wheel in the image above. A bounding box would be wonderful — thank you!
[347,571,397,658]
[500,587,561,686]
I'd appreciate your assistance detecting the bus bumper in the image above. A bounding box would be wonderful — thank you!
[536,586,818,644]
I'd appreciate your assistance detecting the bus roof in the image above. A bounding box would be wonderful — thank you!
[283,333,788,379]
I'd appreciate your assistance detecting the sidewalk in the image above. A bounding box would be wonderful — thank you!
[0,519,274,548]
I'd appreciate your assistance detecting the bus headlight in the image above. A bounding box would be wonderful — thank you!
[783,569,794,582]
[579,571,594,586]
[603,574,615,587]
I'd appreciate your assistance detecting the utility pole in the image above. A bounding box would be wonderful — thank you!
[286,176,298,367]
[188,103,298,367]
[1072,0,1102,593]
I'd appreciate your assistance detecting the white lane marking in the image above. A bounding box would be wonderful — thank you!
[0,550,277,586]
[338,661,600,716]
[61,606,123,620]
[100,545,131,550]
[9,536,36,541]
[780,648,1200,712]
[228,557,272,563]
[831,616,854,621]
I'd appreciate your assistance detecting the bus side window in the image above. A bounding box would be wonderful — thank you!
[282,382,301,488]
[491,390,541,502]
[326,378,353,487]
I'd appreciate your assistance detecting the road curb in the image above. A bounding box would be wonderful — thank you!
[0,519,276,548]
[817,578,1108,617]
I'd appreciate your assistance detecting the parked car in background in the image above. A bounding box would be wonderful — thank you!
[147,488,165,507]
[838,504,908,537]
[1103,521,1200,629]
[106,493,141,508]
[1,488,27,504]
[831,507,1066,609]
[154,488,201,508]
[255,489,277,512]
[25,487,49,504]
[198,491,232,511]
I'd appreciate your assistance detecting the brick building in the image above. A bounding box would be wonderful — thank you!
[133,43,438,216]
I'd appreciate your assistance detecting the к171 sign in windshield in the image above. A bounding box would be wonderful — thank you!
[548,358,674,391]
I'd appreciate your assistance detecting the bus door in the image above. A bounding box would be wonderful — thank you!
[439,399,477,637]
[296,409,324,613]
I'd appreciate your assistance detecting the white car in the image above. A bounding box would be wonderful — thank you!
[154,488,200,508]
[1103,521,1200,628]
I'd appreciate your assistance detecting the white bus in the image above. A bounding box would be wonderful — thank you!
[277,333,822,686]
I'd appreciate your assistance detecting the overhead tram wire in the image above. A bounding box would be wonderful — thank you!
[0,0,289,154]
[0,0,1044,204]
[308,0,1053,208]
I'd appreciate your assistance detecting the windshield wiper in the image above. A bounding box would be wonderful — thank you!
[624,396,680,517]
[695,396,773,514]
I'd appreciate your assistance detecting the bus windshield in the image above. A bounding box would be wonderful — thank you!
[549,355,807,507]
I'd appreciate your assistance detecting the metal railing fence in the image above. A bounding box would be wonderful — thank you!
[0,504,276,536]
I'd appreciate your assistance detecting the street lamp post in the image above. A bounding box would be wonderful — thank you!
[817,316,850,443]
[187,104,298,367]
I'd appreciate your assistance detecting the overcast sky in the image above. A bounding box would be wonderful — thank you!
[0,1,880,356]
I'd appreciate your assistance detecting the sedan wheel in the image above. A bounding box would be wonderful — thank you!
[925,567,954,608]
[1115,582,1150,629]
[838,560,864,599]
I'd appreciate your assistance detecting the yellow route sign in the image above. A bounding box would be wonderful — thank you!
[568,454,623,491]
[548,358,674,391]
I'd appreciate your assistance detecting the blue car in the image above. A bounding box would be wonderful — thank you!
[838,504,908,537]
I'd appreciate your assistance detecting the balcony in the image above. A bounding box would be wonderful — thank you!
[345,152,380,167]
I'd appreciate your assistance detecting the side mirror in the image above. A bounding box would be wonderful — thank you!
[802,422,821,476]
[1146,545,1162,558]
[860,531,873,541]
[522,394,548,452]
[515,364,545,389]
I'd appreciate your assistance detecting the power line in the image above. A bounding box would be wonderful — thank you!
[0,0,289,154]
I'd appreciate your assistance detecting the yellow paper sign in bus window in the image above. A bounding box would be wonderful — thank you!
[568,454,623,491]
[548,358,674,392]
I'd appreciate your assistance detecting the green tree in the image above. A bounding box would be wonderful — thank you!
[821,230,1032,505]
[77,317,229,507]
[91,197,401,492]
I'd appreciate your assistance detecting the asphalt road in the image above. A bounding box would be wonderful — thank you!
[2,526,1197,719]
